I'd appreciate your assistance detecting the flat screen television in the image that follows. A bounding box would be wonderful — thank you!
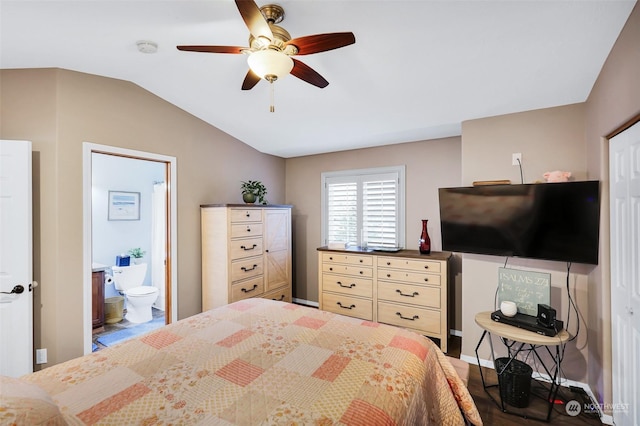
[438,181,600,265]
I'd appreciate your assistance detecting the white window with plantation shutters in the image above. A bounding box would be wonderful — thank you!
[321,166,405,248]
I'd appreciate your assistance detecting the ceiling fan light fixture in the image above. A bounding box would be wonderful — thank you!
[247,49,293,81]
[175,0,355,93]
[255,36,272,49]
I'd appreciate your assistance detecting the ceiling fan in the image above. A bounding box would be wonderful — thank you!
[177,0,356,92]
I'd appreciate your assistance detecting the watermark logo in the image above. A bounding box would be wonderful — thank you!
[566,400,582,417]
[566,399,630,417]
[584,402,630,414]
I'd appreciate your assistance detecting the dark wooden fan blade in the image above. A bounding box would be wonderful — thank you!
[291,59,329,88]
[235,0,273,41]
[177,45,246,54]
[286,32,355,55]
[242,69,261,90]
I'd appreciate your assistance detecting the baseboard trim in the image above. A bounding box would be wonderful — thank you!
[292,298,318,308]
[460,354,494,369]
[462,355,610,424]
[600,414,614,425]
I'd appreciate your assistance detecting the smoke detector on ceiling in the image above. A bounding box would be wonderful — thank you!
[136,40,158,54]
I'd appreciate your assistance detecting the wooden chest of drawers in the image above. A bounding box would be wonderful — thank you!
[202,204,292,310]
[318,248,451,352]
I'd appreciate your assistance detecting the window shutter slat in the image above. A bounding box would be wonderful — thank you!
[363,178,397,247]
[327,181,358,245]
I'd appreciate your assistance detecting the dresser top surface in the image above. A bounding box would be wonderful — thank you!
[201,204,292,208]
[317,246,452,261]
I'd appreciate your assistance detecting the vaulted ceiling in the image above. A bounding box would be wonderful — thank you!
[1,1,636,157]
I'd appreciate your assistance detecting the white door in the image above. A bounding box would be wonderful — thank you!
[610,122,640,426]
[0,140,33,377]
[151,182,166,311]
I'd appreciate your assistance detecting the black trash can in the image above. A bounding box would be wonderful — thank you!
[495,357,532,408]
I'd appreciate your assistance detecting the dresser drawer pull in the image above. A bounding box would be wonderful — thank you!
[396,289,419,298]
[337,302,356,310]
[337,281,356,289]
[241,284,259,293]
[387,273,391,278]
[240,244,257,251]
[246,227,252,232]
[424,265,429,269]
[272,294,285,301]
[329,267,334,271]
[396,312,419,321]
[241,264,258,272]
[359,271,364,275]
[359,259,363,263]
[329,256,334,260]
[387,261,391,265]
[424,277,429,282]
[246,212,251,217]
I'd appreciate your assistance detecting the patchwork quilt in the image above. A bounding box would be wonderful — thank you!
[20,298,482,425]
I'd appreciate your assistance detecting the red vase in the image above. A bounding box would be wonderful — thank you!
[419,219,431,254]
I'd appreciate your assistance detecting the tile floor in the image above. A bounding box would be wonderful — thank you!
[92,307,165,351]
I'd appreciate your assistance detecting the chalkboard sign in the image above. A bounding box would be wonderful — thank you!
[497,267,550,316]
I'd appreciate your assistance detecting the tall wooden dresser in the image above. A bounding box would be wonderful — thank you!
[318,247,452,352]
[201,204,292,310]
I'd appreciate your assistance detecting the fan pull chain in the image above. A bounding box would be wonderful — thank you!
[269,81,275,113]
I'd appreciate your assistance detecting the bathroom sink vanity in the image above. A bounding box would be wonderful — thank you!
[91,263,107,329]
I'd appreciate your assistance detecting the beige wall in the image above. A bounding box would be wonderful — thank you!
[285,137,463,330]
[1,68,286,366]
[462,104,588,183]
[584,2,640,410]
[458,1,639,406]
[460,103,593,382]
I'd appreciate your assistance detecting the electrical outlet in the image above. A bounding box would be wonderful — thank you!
[35,348,47,364]
[512,153,522,166]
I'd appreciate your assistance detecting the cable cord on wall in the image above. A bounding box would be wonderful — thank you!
[557,262,581,370]
[565,262,580,343]
[494,257,510,311]
[517,158,524,184]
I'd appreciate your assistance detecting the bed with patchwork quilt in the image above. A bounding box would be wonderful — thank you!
[6,298,482,425]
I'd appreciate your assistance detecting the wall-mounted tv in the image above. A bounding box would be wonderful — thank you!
[438,181,600,265]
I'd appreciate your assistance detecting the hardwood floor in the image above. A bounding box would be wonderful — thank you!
[447,336,603,425]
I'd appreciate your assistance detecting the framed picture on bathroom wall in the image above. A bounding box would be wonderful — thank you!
[108,191,140,221]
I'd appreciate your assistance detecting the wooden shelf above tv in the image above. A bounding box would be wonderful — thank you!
[472,179,511,186]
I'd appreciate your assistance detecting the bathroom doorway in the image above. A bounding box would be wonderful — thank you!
[82,143,177,355]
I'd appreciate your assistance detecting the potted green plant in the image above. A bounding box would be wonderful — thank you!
[241,180,268,204]
[128,247,146,264]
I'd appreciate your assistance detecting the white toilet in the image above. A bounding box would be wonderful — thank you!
[111,263,158,323]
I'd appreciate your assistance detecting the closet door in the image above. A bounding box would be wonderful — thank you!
[610,121,640,426]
